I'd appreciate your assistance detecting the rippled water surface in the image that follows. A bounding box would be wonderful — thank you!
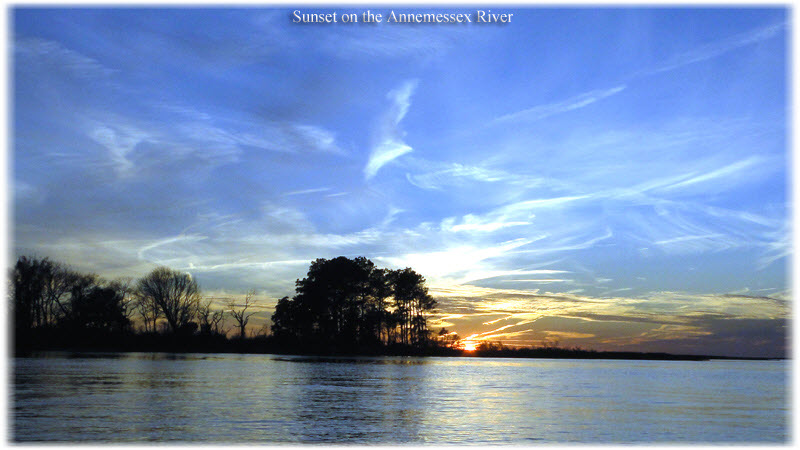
[12,352,788,443]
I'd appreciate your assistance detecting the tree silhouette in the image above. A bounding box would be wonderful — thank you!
[68,284,130,332]
[11,257,85,330]
[40,260,76,326]
[389,268,436,346]
[12,254,444,356]
[291,256,385,348]
[438,328,461,348]
[197,299,225,335]
[11,257,117,332]
[134,289,161,333]
[228,290,257,339]
[271,296,303,343]
[12,256,48,340]
[11,256,132,350]
[136,267,200,334]
[270,256,436,351]
[107,277,136,323]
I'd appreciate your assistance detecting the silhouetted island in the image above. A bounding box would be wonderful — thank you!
[11,255,778,362]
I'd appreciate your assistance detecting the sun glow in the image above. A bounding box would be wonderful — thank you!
[462,341,478,352]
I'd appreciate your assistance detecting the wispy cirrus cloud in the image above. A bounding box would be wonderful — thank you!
[427,285,788,355]
[655,156,765,193]
[640,21,786,76]
[437,195,588,239]
[172,118,344,156]
[492,85,626,124]
[486,21,784,131]
[376,238,536,285]
[82,106,346,179]
[13,9,788,357]
[411,112,785,268]
[364,80,418,180]
[88,124,149,177]
[405,161,536,190]
[15,37,116,78]
[281,187,331,197]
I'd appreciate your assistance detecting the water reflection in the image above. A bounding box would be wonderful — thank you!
[272,355,432,365]
[12,353,788,443]
[276,356,433,442]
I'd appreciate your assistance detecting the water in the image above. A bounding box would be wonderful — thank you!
[12,352,788,443]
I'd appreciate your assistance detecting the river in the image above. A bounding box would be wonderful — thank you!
[12,352,788,443]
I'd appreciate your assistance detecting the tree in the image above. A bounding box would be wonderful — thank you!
[11,256,132,350]
[197,298,225,335]
[228,290,257,339]
[42,261,83,325]
[438,328,461,349]
[136,267,200,334]
[11,256,47,339]
[11,256,107,331]
[134,290,161,333]
[291,256,387,348]
[269,257,435,350]
[107,277,136,323]
[271,296,306,342]
[68,285,130,333]
[390,268,436,346]
[11,256,81,331]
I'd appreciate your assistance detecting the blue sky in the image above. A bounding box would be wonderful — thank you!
[13,7,789,356]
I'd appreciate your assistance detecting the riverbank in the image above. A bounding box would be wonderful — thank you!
[14,330,780,361]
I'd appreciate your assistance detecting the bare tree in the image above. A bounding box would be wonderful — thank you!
[107,277,136,324]
[136,267,201,333]
[255,320,271,337]
[12,256,71,331]
[198,298,226,335]
[134,291,161,333]
[228,290,258,339]
[41,261,83,326]
[211,308,225,334]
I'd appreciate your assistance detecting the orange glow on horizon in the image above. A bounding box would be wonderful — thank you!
[462,341,477,352]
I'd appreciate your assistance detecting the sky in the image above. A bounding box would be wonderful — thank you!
[12,7,790,357]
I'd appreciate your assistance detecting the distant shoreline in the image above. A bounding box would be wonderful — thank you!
[15,343,784,362]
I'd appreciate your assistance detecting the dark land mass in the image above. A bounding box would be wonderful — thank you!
[11,255,783,363]
[13,329,780,362]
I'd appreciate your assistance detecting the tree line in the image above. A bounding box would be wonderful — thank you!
[12,255,266,352]
[12,254,709,360]
[271,256,437,351]
[11,255,444,355]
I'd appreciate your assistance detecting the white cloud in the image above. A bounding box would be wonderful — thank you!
[281,187,331,197]
[405,161,544,191]
[757,220,791,270]
[642,22,785,76]
[377,238,535,284]
[364,80,418,179]
[498,196,590,214]
[493,85,626,124]
[174,120,344,155]
[448,219,531,233]
[88,124,150,177]
[290,125,346,155]
[365,141,412,180]
[14,181,44,204]
[80,104,347,180]
[15,37,115,78]
[137,234,209,263]
[655,157,764,193]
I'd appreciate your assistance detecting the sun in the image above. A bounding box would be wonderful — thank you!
[462,341,477,352]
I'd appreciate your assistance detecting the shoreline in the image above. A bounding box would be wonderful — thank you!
[14,345,784,362]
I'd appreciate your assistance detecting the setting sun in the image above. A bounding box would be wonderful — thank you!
[462,341,478,352]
